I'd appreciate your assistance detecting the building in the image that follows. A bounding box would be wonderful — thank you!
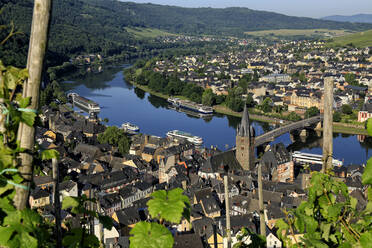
[236,104,256,171]
[261,143,294,182]
[358,103,372,122]
[260,73,291,83]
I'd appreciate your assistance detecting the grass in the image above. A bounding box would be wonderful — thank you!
[244,29,352,38]
[125,27,175,39]
[327,29,372,48]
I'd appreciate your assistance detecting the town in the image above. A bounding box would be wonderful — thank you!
[126,39,372,128]
[3,0,372,247]
[31,38,370,247]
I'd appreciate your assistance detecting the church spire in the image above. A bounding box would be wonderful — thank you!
[237,104,255,137]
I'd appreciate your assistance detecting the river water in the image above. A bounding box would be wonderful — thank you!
[63,65,372,166]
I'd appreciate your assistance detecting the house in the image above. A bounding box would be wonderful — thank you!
[290,90,324,112]
[34,176,53,189]
[358,103,372,122]
[266,231,282,248]
[173,233,204,248]
[29,187,51,209]
[100,193,122,216]
[260,73,291,83]
[200,194,221,218]
[261,143,294,182]
[192,217,223,248]
[59,180,78,202]
[112,207,142,236]
[198,150,242,179]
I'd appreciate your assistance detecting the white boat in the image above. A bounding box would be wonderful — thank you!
[68,93,100,112]
[166,130,203,145]
[292,151,343,167]
[167,97,213,114]
[121,122,140,132]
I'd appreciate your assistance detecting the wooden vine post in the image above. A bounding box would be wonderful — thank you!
[14,0,52,210]
[322,77,334,173]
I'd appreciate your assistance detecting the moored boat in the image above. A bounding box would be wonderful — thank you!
[68,93,100,112]
[121,122,140,132]
[166,130,203,145]
[167,97,213,114]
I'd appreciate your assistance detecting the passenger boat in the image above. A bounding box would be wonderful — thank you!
[166,130,203,145]
[167,97,213,114]
[68,93,100,112]
[121,122,140,132]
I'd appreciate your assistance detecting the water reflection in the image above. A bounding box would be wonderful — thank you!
[62,64,372,165]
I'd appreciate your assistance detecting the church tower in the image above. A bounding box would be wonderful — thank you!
[236,104,255,170]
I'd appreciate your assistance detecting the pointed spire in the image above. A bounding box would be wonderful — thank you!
[237,104,255,137]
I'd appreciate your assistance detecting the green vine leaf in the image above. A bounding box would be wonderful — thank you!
[20,111,36,127]
[41,149,60,161]
[366,118,372,136]
[350,197,357,210]
[62,196,79,210]
[362,158,372,185]
[98,215,113,230]
[62,228,100,248]
[360,231,372,248]
[129,222,173,248]
[19,97,31,108]
[147,188,190,223]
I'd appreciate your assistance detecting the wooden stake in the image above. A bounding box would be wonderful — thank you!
[14,0,52,210]
[322,77,333,172]
[258,163,266,237]
[52,158,62,248]
[224,175,231,248]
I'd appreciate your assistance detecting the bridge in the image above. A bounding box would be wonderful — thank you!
[254,115,323,147]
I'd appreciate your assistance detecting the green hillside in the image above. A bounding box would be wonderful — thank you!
[125,27,175,39]
[2,0,372,67]
[328,29,372,48]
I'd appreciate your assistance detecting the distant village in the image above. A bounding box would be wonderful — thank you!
[32,89,367,247]
[152,40,372,121]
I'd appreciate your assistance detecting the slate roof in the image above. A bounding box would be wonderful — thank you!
[101,192,121,207]
[200,150,242,173]
[31,187,50,199]
[174,233,204,248]
[261,143,291,174]
[237,104,255,137]
[59,180,76,192]
[34,176,53,187]
[200,194,221,215]
[115,207,141,226]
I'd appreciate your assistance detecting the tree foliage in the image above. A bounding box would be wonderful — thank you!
[287,111,302,121]
[341,104,353,115]
[130,188,190,248]
[276,119,372,247]
[97,126,130,155]
[304,106,320,118]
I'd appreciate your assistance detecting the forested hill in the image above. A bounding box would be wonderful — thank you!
[322,14,372,24]
[108,1,372,34]
[2,0,372,67]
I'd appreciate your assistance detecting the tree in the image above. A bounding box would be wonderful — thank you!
[287,111,302,121]
[345,73,358,85]
[341,104,353,115]
[304,106,320,118]
[260,97,272,113]
[202,89,214,106]
[246,94,255,108]
[333,111,342,122]
[98,126,130,156]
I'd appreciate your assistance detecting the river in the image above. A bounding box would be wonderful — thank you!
[62,65,372,166]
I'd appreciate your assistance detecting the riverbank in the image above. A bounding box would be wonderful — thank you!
[315,122,368,135]
[127,79,369,135]
[128,80,283,124]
